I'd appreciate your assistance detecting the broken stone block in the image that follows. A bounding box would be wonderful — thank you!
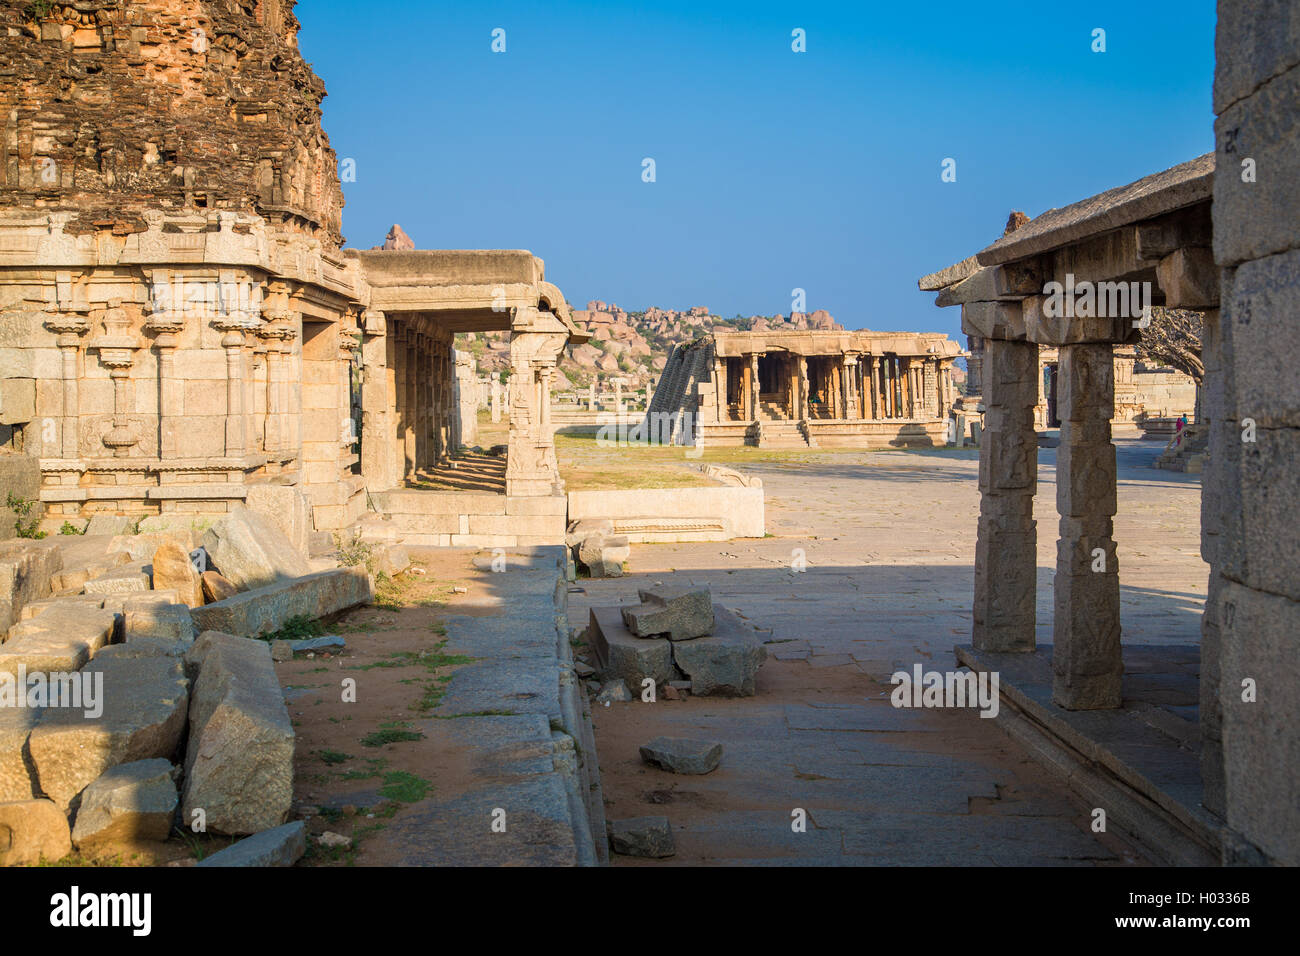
[578,533,629,578]
[607,816,675,858]
[595,679,632,704]
[288,635,345,654]
[29,657,189,810]
[0,538,62,632]
[622,585,714,640]
[588,606,677,689]
[107,530,195,564]
[18,593,105,621]
[0,799,72,865]
[565,517,613,551]
[150,541,203,608]
[639,736,723,775]
[83,563,152,595]
[84,514,132,537]
[195,821,306,867]
[201,570,238,604]
[182,633,294,835]
[243,485,313,556]
[0,707,39,801]
[49,545,131,592]
[199,505,312,591]
[670,606,766,697]
[123,603,196,646]
[373,543,410,578]
[0,605,116,677]
[94,639,184,661]
[270,641,293,662]
[71,759,178,849]
[189,567,372,638]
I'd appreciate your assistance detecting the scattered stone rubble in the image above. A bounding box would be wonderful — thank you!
[567,518,630,578]
[0,501,379,865]
[607,816,675,859]
[639,737,723,775]
[588,585,766,697]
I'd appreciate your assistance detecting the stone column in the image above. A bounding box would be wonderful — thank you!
[1052,342,1122,709]
[842,355,858,419]
[358,311,392,489]
[491,378,503,423]
[145,311,185,460]
[90,303,141,458]
[972,338,1040,652]
[45,313,88,459]
[794,357,806,420]
[748,353,760,420]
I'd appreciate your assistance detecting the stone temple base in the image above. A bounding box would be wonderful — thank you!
[371,488,567,548]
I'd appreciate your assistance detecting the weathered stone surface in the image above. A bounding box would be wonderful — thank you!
[0,707,39,801]
[71,759,178,849]
[595,679,632,704]
[374,544,410,578]
[588,606,676,688]
[201,570,239,604]
[123,604,197,647]
[199,505,312,591]
[18,593,105,621]
[270,641,293,662]
[106,531,195,564]
[0,799,71,865]
[566,518,613,551]
[288,635,346,654]
[670,606,766,697]
[578,533,630,578]
[196,821,307,868]
[639,736,723,775]
[29,657,189,809]
[0,606,116,677]
[243,485,313,556]
[84,515,131,537]
[83,563,152,595]
[0,539,62,632]
[190,567,372,638]
[608,816,675,858]
[151,541,203,608]
[182,633,294,835]
[623,585,714,640]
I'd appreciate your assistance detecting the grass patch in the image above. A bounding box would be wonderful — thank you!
[262,615,324,643]
[360,722,425,748]
[379,770,431,803]
[317,749,352,765]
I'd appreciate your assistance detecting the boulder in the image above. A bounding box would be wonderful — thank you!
[199,505,312,591]
[150,541,203,608]
[595,679,632,704]
[622,585,714,640]
[607,816,675,858]
[588,606,676,689]
[670,606,766,697]
[28,657,189,809]
[639,736,723,775]
[0,538,62,632]
[71,759,178,848]
[190,567,372,638]
[182,633,294,835]
[195,821,306,867]
[0,799,71,865]
[201,570,238,603]
[0,605,116,677]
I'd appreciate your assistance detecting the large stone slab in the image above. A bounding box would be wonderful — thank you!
[0,706,39,801]
[588,606,675,689]
[0,799,71,865]
[189,567,372,638]
[622,585,714,640]
[123,603,197,647]
[199,504,312,591]
[83,563,152,595]
[670,606,766,697]
[71,758,178,849]
[195,821,306,867]
[0,538,62,632]
[182,633,294,835]
[151,541,203,608]
[0,606,116,677]
[28,657,189,809]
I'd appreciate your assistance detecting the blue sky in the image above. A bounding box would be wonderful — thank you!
[299,0,1216,337]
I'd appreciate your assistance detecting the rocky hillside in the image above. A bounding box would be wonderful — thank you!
[459,299,844,391]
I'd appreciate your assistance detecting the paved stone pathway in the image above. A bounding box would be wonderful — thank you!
[570,438,1205,864]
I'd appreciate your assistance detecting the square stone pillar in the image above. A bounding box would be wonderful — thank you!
[972,338,1039,652]
[1052,342,1122,710]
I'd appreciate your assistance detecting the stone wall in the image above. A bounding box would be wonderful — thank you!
[1208,0,1300,866]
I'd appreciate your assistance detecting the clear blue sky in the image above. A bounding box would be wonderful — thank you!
[298,0,1216,337]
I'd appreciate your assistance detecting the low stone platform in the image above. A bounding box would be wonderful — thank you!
[955,643,1222,865]
[373,489,567,548]
[379,546,605,865]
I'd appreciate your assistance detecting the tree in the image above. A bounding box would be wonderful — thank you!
[1136,307,1204,385]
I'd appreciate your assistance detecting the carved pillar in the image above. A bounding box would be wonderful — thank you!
[972,339,1040,652]
[144,309,185,460]
[89,302,141,458]
[505,308,569,497]
[843,355,859,419]
[1053,342,1122,710]
[748,353,760,420]
[45,313,88,459]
